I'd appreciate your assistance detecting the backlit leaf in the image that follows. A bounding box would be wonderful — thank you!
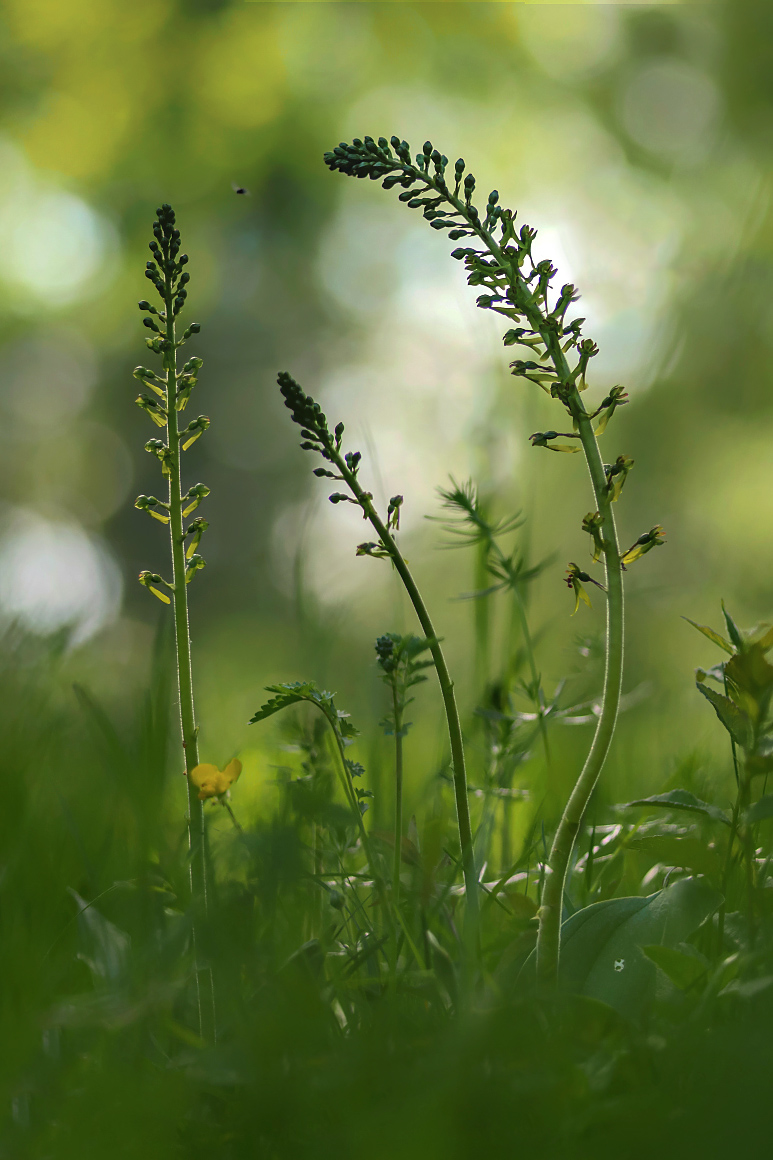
[683,618,734,655]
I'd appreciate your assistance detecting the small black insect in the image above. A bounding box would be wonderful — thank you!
[232,183,250,196]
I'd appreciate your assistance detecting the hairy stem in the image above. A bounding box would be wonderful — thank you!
[163,286,215,1040]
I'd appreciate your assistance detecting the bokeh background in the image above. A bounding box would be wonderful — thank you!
[0,0,771,824]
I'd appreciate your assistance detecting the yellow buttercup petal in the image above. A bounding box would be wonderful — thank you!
[189,759,242,800]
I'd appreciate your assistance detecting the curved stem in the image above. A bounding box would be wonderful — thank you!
[333,455,480,946]
[535,405,624,987]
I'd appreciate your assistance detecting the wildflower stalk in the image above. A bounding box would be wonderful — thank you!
[277,373,480,944]
[338,465,480,939]
[535,412,624,986]
[133,204,214,1037]
[323,135,664,985]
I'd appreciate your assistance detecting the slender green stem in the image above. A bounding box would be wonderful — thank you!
[163,284,215,1040]
[435,178,624,979]
[392,685,404,909]
[333,455,480,944]
[718,798,740,954]
[534,399,624,987]
[315,702,393,937]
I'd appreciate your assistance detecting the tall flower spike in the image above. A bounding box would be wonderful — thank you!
[132,204,215,1041]
[325,135,664,988]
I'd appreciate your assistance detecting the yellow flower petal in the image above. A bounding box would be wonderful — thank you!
[189,759,242,800]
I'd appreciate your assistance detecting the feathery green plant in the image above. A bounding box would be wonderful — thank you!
[321,134,666,985]
[132,203,214,1035]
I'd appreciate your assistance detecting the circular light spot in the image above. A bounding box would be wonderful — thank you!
[517,5,621,81]
[620,59,721,163]
[0,509,122,643]
[0,329,98,426]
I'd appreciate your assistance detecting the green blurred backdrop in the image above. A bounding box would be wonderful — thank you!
[0,0,771,823]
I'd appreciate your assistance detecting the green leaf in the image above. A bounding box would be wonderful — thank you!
[750,623,773,653]
[744,794,773,824]
[249,681,359,739]
[625,788,731,827]
[627,835,721,878]
[641,943,708,991]
[682,617,734,655]
[249,680,325,723]
[696,682,753,749]
[557,877,721,1021]
[721,600,744,651]
[725,648,773,696]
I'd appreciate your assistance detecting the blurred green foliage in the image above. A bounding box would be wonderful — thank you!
[3,1,773,1154]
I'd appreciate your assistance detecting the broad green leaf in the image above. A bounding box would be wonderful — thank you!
[744,795,773,824]
[557,877,721,1021]
[626,788,730,826]
[696,682,753,749]
[682,617,734,655]
[627,836,721,878]
[641,943,708,991]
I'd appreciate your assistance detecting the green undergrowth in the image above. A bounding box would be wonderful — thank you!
[3,624,773,1158]
[4,138,773,1157]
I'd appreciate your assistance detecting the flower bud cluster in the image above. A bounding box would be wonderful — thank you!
[325,134,666,617]
[134,205,210,603]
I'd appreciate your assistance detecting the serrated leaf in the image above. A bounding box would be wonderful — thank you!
[249,681,326,723]
[556,878,721,1020]
[625,788,731,827]
[683,617,734,655]
[641,943,708,990]
[696,682,753,749]
[744,795,773,824]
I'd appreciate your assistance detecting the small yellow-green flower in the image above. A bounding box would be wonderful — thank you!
[189,758,242,800]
